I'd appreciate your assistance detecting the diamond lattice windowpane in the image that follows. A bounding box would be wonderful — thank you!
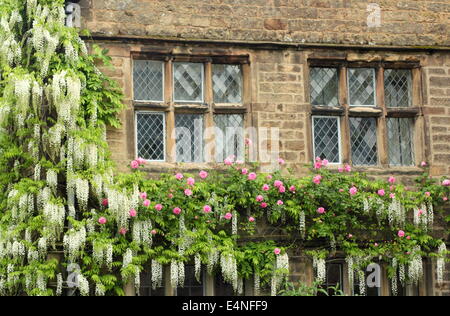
[214,114,244,162]
[387,118,414,166]
[312,116,341,163]
[213,64,242,104]
[348,68,376,106]
[173,63,204,103]
[133,60,164,101]
[175,114,204,162]
[310,68,339,106]
[350,117,378,165]
[385,69,412,107]
[136,113,165,161]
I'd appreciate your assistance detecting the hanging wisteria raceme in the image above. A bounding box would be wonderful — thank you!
[77,274,90,296]
[56,273,63,296]
[151,260,163,290]
[346,256,354,290]
[271,253,289,296]
[207,248,219,275]
[195,254,202,283]
[132,220,153,246]
[299,211,306,238]
[408,246,423,285]
[63,227,86,261]
[358,270,366,296]
[391,258,398,296]
[220,253,238,292]
[170,259,179,288]
[313,256,326,284]
[437,243,447,284]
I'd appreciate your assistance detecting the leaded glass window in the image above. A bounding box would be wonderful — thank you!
[173,62,204,103]
[312,116,341,164]
[213,64,242,104]
[175,114,204,163]
[136,112,165,161]
[310,68,339,106]
[385,69,412,107]
[176,265,204,296]
[387,118,414,166]
[214,114,244,162]
[350,117,378,165]
[133,60,164,102]
[348,68,376,106]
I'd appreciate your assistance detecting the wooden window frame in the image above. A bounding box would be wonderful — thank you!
[131,54,251,164]
[308,60,423,169]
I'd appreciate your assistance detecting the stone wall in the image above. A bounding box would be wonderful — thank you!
[79,0,449,47]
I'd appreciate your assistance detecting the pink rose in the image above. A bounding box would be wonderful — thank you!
[143,199,151,207]
[137,157,146,165]
[260,202,268,208]
[315,157,322,162]
[241,168,249,175]
[374,243,379,247]
[314,161,322,170]
[418,209,424,216]
[235,160,244,165]
[274,248,281,255]
[184,189,193,196]
[199,170,208,179]
[338,167,344,173]
[245,138,253,146]
[289,185,296,193]
[140,192,147,200]
[398,230,405,238]
[425,192,431,197]
[421,161,427,167]
[151,229,157,235]
[168,193,174,199]
[266,175,273,180]
[274,180,283,188]
[349,186,358,196]
[224,213,233,220]
[279,186,286,193]
[130,160,139,169]
[248,173,257,180]
[388,176,396,184]
[98,217,107,225]
[348,234,353,238]
[102,199,108,207]
[154,204,163,211]
[278,158,285,165]
[339,189,344,192]
[119,228,127,235]
[262,184,270,191]
[322,159,329,166]
[377,189,385,196]
[313,175,322,185]
[443,197,448,202]
[442,179,450,186]
[317,207,325,214]
[390,193,396,199]
[224,156,234,166]
[406,236,411,240]
[256,195,264,202]
[173,207,182,215]
[187,177,195,186]
[203,205,212,214]
[175,173,184,180]
[129,209,137,217]
[344,164,352,172]
[249,217,255,223]
[277,200,284,206]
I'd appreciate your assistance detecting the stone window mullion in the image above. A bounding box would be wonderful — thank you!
[339,66,351,165]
